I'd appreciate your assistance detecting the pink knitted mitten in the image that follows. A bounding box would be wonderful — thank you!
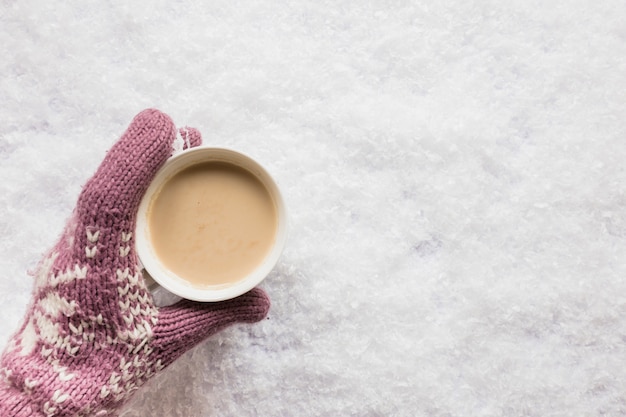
[0,109,271,416]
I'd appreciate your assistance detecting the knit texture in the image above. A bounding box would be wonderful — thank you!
[0,109,271,417]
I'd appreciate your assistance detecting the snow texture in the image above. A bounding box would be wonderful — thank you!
[2,0,626,415]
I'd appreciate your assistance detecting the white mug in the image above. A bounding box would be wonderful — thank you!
[135,147,287,302]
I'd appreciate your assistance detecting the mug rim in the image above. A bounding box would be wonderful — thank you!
[135,146,287,302]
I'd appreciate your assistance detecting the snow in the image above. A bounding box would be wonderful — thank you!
[1,0,626,415]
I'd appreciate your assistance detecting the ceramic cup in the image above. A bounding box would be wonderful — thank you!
[136,147,287,302]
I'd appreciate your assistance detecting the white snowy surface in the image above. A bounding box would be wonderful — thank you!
[2,0,626,415]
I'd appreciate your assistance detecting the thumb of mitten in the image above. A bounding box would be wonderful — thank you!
[151,288,270,365]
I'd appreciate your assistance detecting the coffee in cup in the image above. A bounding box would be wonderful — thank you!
[136,147,287,301]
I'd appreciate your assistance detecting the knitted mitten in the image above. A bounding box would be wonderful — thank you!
[0,109,271,417]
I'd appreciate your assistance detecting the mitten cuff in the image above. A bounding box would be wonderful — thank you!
[0,382,45,417]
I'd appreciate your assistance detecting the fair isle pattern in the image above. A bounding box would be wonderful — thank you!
[1,226,162,416]
[0,109,271,417]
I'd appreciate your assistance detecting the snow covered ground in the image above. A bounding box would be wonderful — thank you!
[1,1,626,415]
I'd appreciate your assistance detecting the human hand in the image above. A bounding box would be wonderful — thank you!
[0,109,270,416]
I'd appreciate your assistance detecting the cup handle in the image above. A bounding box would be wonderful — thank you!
[142,269,161,293]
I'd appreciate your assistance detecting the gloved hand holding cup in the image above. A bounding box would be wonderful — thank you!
[0,109,283,417]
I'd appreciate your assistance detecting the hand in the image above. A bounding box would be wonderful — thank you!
[0,109,270,417]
